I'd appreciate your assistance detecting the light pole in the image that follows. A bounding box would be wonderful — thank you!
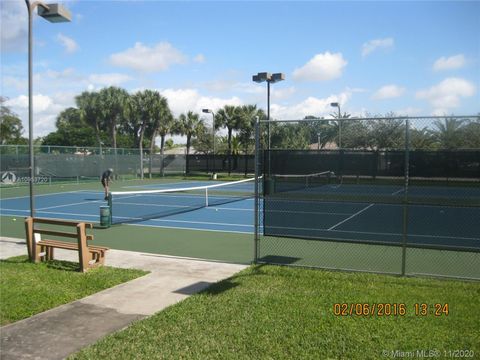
[252,72,285,150]
[202,108,216,177]
[317,132,321,150]
[25,1,71,217]
[330,102,342,149]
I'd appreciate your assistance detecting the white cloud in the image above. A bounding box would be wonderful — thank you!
[416,77,476,112]
[56,34,79,54]
[5,93,73,136]
[193,54,206,63]
[395,107,423,116]
[372,84,406,100]
[293,52,347,82]
[160,88,243,116]
[87,73,132,87]
[0,0,27,52]
[270,91,352,120]
[362,38,394,57]
[109,42,187,73]
[433,54,466,71]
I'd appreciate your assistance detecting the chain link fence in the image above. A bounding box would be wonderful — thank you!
[254,116,480,280]
[0,145,186,185]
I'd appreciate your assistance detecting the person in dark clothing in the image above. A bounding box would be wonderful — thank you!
[101,168,113,200]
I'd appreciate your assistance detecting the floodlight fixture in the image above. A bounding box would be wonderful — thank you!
[252,72,271,83]
[37,3,72,22]
[271,73,285,83]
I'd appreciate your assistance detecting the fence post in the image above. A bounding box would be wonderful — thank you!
[254,116,260,264]
[401,118,410,276]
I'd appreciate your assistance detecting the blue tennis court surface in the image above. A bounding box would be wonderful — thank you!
[0,180,256,234]
[1,181,479,251]
[264,182,480,250]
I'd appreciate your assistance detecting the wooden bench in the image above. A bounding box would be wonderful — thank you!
[25,217,109,272]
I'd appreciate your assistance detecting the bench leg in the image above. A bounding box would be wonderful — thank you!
[46,247,54,261]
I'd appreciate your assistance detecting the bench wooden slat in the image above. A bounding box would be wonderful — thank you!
[34,229,94,241]
[38,240,78,250]
[31,218,93,228]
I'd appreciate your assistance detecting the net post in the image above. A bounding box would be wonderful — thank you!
[254,116,260,264]
[401,118,410,276]
[108,192,113,225]
[205,188,209,207]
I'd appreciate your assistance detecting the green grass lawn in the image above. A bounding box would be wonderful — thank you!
[0,256,148,326]
[71,265,480,360]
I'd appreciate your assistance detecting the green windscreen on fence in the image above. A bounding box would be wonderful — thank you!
[256,116,480,279]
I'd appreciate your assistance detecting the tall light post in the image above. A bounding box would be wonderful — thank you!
[252,72,285,150]
[330,102,342,149]
[25,1,71,217]
[202,108,216,176]
[317,132,321,150]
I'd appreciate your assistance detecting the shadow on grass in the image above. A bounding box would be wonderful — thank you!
[1,256,81,272]
[0,255,30,264]
[200,279,238,296]
[45,259,81,272]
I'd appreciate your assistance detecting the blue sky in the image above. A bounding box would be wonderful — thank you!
[1,0,479,140]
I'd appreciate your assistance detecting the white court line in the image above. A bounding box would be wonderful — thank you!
[391,188,404,195]
[38,199,104,211]
[328,203,375,230]
[267,224,480,242]
[0,190,84,201]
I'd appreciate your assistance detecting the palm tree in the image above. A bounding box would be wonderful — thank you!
[145,95,172,177]
[176,111,204,174]
[215,105,242,175]
[237,105,265,176]
[128,90,163,179]
[97,87,130,150]
[431,117,465,149]
[75,91,103,151]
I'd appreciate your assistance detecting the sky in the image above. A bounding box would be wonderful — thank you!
[1,0,479,143]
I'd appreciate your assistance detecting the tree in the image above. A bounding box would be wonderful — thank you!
[41,107,97,147]
[431,117,466,149]
[298,116,336,149]
[128,90,164,178]
[367,116,405,150]
[176,111,204,174]
[97,87,130,150]
[237,105,265,176]
[270,123,310,150]
[144,96,173,177]
[75,91,105,150]
[409,127,437,150]
[0,97,27,145]
[215,105,242,175]
[191,125,214,154]
[461,117,480,148]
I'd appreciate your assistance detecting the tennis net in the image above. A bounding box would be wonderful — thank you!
[108,178,256,224]
[272,171,336,194]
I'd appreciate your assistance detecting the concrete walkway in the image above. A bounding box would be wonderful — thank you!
[0,237,247,360]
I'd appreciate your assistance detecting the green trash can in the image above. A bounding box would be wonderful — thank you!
[265,177,275,195]
[100,206,111,228]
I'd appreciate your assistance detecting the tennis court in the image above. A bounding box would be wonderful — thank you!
[2,178,478,249]
[0,179,256,234]
[264,181,480,250]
